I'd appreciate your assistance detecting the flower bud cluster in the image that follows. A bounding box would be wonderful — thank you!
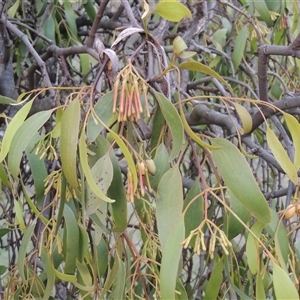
[113,64,150,122]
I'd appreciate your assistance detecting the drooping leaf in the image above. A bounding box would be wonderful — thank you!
[160,216,185,300]
[41,247,56,300]
[256,271,266,300]
[63,205,79,274]
[234,102,252,134]
[78,224,89,263]
[0,99,33,162]
[273,262,299,299]
[64,1,78,37]
[183,179,204,245]
[17,221,36,281]
[87,91,114,141]
[283,112,300,170]
[266,125,298,184]
[60,98,81,191]
[44,12,56,43]
[154,0,192,22]
[110,254,126,299]
[86,154,113,215]
[153,91,184,161]
[245,222,264,274]
[265,209,289,269]
[203,258,223,300]
[156,166,183,249]
[227,190,251,240]
[83,0,96,21]
[253,0,273,27]
[211,138,271,223]
[95,136,128,232]
[8,109,52,178]
[232,27,248,69]
[79,133,114,203]
[179,61,232,91]
[149,143,170,190]
[95,237,109,277]
[25,133,48,209]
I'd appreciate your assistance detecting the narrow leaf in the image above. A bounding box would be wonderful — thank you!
[79,133,115,203]
[246,222,264,274]
[160,216,185,300]
[203,258,223,300]
[153,91,184,161]
[63,205,79,274]
[253,0,273,27]
[234,102,252,134]
[179,61,232,91]
[211,138,271,223]
[273,262,299,299]
[60,99,81,190]
[87,91,114,141]
[283,112,300,170]
[156,166,183,249]
[266,125,298,184]
[8,110,52,178]
[17,221,36,281]
[232,27,248,69]
[86,154,113,215]
[0,99,33,162]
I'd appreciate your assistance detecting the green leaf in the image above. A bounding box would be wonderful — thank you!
[95,237,108,277]
[41,247,56,300]
[0,228,10,238]
[253,0,273,27]
[86,154,113,215]
[87,92,114,142]
[227,190,251,240]
[44,12,56,43]
[83,0,96,22]
[246,222,264,274]
[203,258,223,300]
[154,0,192,22]
[273,262,299,299]
[160,216,185,300]
[149,143,170,190]
[109,254,126,299]
[150,105,165,153]
[232,27,248,69]
[153,91,184,161]
[283,112,300,170]
[63,205,79,274]
[79,133,115,203]
[156,166,183,249]
[0,95,17,105]
[173,36,187,55]
[265,209,289,269]
[60,98,81,191]
[233,102,252,134]
[8,109,52,178]
[179,61,232,91]
[17,221,36,281]
[266,125,298,184]
[78,224,89,263]
[25,134,48,209]
[211,138,271,223]
[183,179,204,245]
[256,271,266,300]
[0,99,33,162]
[64,1,78,37]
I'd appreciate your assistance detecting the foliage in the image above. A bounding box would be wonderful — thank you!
[0,0,300,299]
